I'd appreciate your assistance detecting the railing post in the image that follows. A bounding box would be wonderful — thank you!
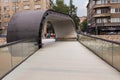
[112,43,113,66]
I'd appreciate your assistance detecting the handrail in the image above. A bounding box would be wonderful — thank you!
[0,38,40,48]
[80,33,120,45]
[79,33,120,71]
[0,38,40,79]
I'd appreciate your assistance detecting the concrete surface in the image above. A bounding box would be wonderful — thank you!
[2,39,120,80]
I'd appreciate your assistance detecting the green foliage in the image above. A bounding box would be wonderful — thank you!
[69,0,80,30]
[80,19,88,32]
[71,14,80,30]
[52,0,80,30]
[52,0,69,14]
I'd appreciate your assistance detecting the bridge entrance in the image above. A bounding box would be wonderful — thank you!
[7,10,77,47]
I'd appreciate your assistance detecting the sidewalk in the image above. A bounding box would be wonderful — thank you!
[2,39,120,80]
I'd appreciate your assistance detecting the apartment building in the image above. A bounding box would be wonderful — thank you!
[0,0,2,34]
[87,0,120,34]
[0,0,52,35]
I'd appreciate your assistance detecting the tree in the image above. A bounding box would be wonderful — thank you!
[52,0,80,30]
[80,19,88,32]
[52,0,69,14]
[69,0,80,30]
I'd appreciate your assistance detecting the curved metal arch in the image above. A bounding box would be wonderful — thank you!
[7,10,77,47]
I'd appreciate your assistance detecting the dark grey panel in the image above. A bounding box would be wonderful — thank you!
[7,10,77,44]
[7,10,46,42]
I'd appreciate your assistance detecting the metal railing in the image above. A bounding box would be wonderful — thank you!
[78,34,120,71]
[0,38,39,79]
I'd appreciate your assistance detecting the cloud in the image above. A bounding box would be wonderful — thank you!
[77,8,87,17]
[72,0,88,17]
[55,0,88,17]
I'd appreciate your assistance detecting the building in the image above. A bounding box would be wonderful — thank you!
[79,16,87,32]
[0,0,52,35]
[87,0,120,34]
[0,0,2,34]
[80,16,87,24]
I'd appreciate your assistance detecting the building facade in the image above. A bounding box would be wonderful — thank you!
[0,0,52,35]
[87,0,120,34]
[80,16,87,24]
[79,16,87,32]
[0,0,2,33]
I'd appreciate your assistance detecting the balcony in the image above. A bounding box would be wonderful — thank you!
[93,4,111,9]
[93,13,110,18]
[97,23,120,27]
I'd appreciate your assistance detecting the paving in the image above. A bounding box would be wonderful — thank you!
[2,39,120,80]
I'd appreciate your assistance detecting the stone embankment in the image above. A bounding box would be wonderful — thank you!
[95,35,120,42]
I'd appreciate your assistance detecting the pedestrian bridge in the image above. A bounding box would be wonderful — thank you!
[2,39,120,80]
[7,10,77,48]
[0,10,120,80]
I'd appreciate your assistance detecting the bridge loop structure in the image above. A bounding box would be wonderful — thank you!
[7,10,77,47]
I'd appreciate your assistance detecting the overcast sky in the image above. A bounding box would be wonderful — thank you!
[64,0,88,17]
[53,0,88,17]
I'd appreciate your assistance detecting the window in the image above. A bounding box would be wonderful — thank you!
[4,14,10,18]
[111,18,120,22]
[35,4,41,9]
[111,8,115,13]
[102,18,108,23]
[96,9,108,14]
[96,18,108,23]
[12,6,19,10]
[96,0,107,4]
[111,8,120,13]
[24,5,30,10]
[96,9,101,14]
[111,0,120,3]
[96,0,101,4]
[34,0,40,2]
[13,0,19,2]
[96,18,102,23]
[101,9,108,13]
[115,8,119,12]
[23,0,29,2]
[4,6,9,11]
[3,0,9,2]
[101,0,107,4]
[4,22,8,27]
[115,8,120,12]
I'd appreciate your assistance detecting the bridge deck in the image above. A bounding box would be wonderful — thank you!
[2,39,120,80]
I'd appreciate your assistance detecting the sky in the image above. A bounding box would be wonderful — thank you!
[53,0,88,17]
[65,0,88,17]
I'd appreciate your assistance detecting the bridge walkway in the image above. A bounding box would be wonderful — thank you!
[2,39,120,80]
